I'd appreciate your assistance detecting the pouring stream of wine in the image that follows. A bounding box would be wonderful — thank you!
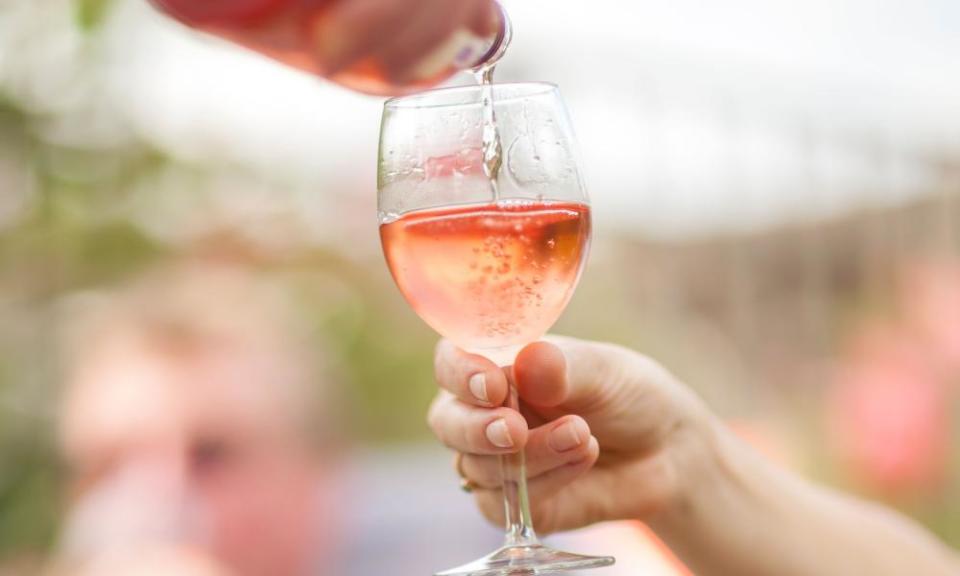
[476,65,502,201]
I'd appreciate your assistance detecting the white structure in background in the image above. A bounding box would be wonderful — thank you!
[1,0,958,242]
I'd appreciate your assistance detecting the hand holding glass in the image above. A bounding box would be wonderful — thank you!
[378,83,614,575]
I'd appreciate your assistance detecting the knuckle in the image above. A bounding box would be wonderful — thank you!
[465,417,486,451]
[433,343,451,384]
[426,395,449,438]
[471,457,500,486]
[593,342,633,376]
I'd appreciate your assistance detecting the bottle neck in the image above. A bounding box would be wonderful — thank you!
[474,2,513,71]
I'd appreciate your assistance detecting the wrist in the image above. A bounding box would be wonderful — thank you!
[645,407,787,575]
[647,407,745,528]
[655,407,738,525]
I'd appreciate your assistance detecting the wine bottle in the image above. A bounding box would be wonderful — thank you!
[148,0,511,96]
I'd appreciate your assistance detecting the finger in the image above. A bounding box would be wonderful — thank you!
[472,436,599,527]
[526,436,599,501]
[516,337,638,410]
[434,339,509,407]
[308,0,410,74]
[470,450,682,535]
[428,392,527,455]
[460,415,594,489]
[536,454,681,533]
[517,337,688,454]
[513,341,569,407]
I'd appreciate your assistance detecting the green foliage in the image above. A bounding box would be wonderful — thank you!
[74,0,116,32]
[343,295,437,443]
[0,417,61,558]
[273,256,441,443]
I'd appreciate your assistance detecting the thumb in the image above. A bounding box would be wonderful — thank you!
[513,336,626,411]
[516,336,705,457]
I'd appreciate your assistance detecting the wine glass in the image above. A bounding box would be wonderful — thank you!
[378,82,614,575]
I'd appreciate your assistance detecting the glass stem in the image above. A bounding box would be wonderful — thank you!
[500,383,538,547]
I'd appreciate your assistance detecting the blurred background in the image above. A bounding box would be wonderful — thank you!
[0,0,958,574]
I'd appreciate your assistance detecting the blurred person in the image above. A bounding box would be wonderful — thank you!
[54,259,343,576]
[51,255,502,576]
[427,337,960,576]
[55,545,230,576]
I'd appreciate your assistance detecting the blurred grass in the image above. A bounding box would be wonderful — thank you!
[75,0,116,31]
[0,433,61,558]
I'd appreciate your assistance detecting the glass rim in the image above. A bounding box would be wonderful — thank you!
[384,81,559,110]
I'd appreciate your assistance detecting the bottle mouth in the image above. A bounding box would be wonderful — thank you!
[475,1,513,70]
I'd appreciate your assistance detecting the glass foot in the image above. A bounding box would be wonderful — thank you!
[436,543,615,576]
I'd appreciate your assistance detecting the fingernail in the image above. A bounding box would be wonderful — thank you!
[486,419,513,448]
[549,420,585,452]
[469,373,489,403]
